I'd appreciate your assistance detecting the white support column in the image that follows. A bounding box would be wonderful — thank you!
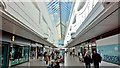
[36,47,37,59]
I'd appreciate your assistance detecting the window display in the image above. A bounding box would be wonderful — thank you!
[30,47,36,59]
[10,44,29,66]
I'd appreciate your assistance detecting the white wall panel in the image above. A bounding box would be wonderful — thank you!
[2,1,58,46]
[96,34,119,46]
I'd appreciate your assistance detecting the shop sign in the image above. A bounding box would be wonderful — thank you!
[11,36,15,41]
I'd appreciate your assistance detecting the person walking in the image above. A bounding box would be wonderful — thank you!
[51,52,54,60]
[48,51,51,60]
[44,52,49,64]
[40,51,43,61]
[84,51,92,68]
[92,50,102,68]
[70,51,72,55]
[72,49,75,57]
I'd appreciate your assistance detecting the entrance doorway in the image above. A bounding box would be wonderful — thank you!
[0,42,10,68]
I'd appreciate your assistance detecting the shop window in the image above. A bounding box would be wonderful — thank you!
[10,44,29,66]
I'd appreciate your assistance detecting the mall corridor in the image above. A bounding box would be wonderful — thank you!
[0,0,120,68]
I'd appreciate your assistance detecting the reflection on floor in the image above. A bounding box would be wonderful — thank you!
[64,53,84,66]
[12,53,119,68]
[12,53,84,67]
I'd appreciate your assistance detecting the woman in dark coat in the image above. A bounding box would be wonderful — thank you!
[84,51,92,68]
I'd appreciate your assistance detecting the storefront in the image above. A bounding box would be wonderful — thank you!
[30,46,37,60]
[79,43,87,56]
[37,44,44,59]
[78,42,91,57]
[10,44,29,66]
[1,31,31,67]
[0,42,10,67]
[90,39,97,54]
[44,46,50,52]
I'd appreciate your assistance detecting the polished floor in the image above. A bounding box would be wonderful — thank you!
[13,53,84,66]
[12,53,119,68]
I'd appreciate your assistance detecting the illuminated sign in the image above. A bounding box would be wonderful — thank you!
[12,36,15,41]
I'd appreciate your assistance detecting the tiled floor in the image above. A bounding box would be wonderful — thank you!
[64,53,84,66]
[12,54,84,67]
[12,53,119,68]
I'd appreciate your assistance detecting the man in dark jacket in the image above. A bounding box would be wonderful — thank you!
[92,50,102,68]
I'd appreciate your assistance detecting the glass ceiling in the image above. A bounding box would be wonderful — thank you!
[46,0,74,46]
[47,0,73,24]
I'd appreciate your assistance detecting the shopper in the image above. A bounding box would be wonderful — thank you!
[72,49,75,57]
[84,51,92,68]
[48,51,51,60]
[70,51,72,55]
[51,52,54,60]
[53,57,60,68]
[44,52,49,64]
[92,50,102,68]
[40,51,43,61]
